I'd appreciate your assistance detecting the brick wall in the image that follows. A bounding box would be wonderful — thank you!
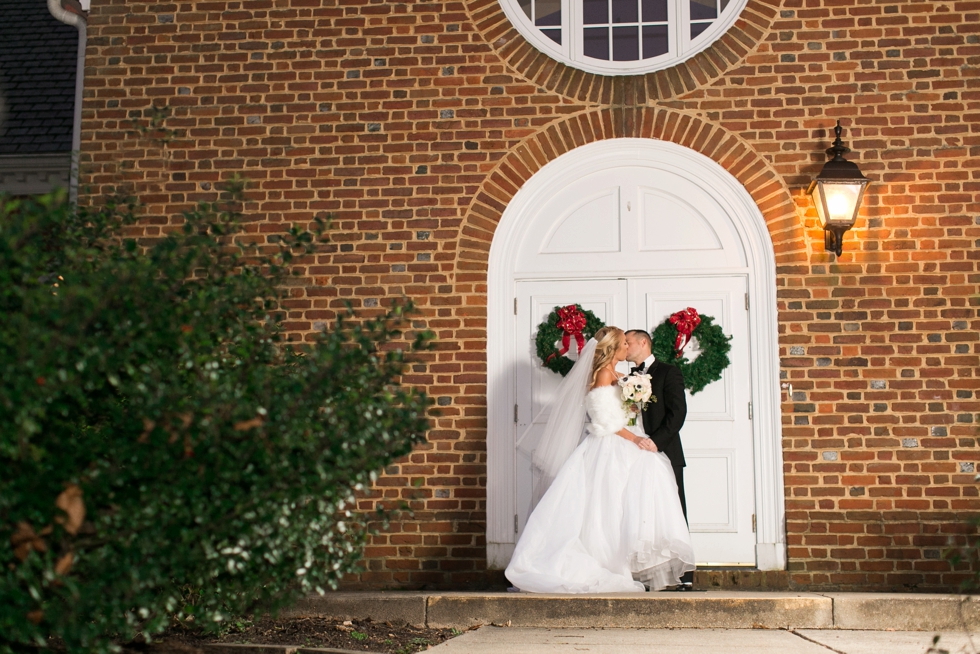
[78,0,980,591]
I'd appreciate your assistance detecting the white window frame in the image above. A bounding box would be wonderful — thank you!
[498,0,748,76]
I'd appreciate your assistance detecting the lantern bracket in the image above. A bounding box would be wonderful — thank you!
[824,224,848,257]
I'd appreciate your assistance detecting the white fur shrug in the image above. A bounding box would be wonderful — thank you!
[584,385,627,438]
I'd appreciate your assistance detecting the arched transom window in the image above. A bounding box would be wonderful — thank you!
[501,0,747,76]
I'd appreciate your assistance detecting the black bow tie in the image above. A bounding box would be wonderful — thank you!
[630,363,646,374]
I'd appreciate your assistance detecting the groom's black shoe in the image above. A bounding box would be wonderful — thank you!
[674,583,705,592]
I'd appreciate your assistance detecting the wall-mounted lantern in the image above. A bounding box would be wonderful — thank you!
[806,120,870,256]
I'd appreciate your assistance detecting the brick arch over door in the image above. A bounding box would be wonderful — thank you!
[454,106,805,283]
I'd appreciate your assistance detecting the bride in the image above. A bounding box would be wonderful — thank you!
[506,326,695,593]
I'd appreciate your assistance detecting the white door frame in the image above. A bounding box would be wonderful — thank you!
[485,138,786,571]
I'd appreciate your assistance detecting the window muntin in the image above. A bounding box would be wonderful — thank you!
[502,0,745,75]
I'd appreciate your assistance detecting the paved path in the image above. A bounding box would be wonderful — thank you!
[429,627,978,653]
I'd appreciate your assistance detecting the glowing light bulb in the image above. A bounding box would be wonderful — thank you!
[826,192,851,219]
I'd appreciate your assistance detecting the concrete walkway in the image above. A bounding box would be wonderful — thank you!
[430,627,978,653]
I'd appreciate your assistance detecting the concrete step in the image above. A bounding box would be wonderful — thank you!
[286,591,980,632]
[695,568,789,590]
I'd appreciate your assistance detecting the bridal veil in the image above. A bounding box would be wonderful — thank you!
[516,338,597,509]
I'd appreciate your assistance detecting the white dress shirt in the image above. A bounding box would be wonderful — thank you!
[615,354,655,376]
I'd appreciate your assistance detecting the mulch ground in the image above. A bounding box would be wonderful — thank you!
[126,616,463,653]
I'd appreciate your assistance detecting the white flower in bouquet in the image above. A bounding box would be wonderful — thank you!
[619,372,653,426]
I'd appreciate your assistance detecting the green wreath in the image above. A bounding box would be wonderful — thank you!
[651,313,732,394]
[535,304,606,377]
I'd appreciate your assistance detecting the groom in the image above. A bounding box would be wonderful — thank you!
[621,329,695,591]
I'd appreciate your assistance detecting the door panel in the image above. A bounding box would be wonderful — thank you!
[514,279,629,534]
[515,167,747,275]
[630,275,755,564]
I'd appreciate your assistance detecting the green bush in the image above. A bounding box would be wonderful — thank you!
[945,489,980,592]
[0,186,431,653]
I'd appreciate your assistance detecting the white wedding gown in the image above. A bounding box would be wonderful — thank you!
[505,384,696,593]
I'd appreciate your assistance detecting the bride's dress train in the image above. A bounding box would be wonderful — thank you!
[505,385,695,593]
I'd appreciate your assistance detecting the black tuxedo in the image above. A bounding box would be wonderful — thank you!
[636,358,694,585]
[637,360,687,470]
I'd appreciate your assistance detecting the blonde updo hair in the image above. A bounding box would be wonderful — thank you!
[590,326,624,389]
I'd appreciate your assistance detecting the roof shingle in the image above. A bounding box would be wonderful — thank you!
[0,0,79,155]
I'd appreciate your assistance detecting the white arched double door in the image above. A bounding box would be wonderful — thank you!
[487,139,786,571]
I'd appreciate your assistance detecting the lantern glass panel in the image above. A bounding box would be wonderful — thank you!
[812,180,866,228]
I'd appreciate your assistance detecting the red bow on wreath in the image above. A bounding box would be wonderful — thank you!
[669,307,701,355]
[547,304,587,363]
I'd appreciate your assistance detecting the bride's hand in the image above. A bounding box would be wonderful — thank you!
[635,438,657,452]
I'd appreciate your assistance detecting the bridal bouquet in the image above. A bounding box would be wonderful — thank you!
[619,372,654,426]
